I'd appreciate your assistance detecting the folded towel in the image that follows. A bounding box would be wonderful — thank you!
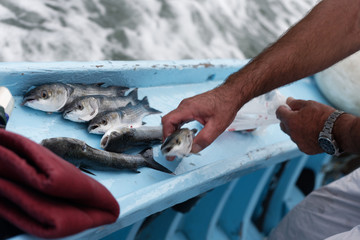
[0,129,120,238]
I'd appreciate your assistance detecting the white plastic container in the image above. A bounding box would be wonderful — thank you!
[0,86,14,127]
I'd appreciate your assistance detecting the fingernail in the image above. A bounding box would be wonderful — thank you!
[191,144,203,153]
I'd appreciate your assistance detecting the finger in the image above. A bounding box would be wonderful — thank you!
[276,105,293,121]
[279,122,288,134]
[162,108,194,141]
[286,97,307,111]
[191,120,222,153]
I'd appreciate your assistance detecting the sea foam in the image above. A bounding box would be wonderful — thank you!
[0,0,316,62]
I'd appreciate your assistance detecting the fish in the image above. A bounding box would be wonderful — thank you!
[88,96,162,134]
[62,88,139,122]
[22,82,129,112]
[161,128,198,159]
[40,137,172,174]
[101,125,163,153]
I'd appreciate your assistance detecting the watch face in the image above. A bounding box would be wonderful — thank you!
[318,137,336,155]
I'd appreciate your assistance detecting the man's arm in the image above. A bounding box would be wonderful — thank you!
[224,0,360,107]
[162,0,360,153]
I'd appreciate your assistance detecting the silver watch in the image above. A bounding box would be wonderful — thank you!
[318,110,345,156]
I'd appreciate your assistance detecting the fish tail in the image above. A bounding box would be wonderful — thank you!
[140,96,162,114]
[140,148,173,174]
[116,86,129,96]
[128,88,139,101]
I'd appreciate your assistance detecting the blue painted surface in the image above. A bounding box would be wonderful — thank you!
[0,59,332,240]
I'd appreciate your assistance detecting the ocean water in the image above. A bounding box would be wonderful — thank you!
[0,0,317,62]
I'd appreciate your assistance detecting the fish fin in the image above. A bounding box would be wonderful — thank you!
[148,107,162,115]
[127,88,138,100]
[140,96,162,114]
[140,96,149,107]
[142,121,146,125]
[79,166,96,176]
[140,147,173,174]
[115,86,129,96]
[132,169,141,173]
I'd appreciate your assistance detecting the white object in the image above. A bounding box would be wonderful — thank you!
[227,89,288,131]
[0,86,14,116]
[315,51,360,116]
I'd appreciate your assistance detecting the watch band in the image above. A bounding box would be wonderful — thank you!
[320,110,345,135]
[318,110,345,155]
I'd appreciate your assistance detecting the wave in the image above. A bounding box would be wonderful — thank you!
[0,0,317,62]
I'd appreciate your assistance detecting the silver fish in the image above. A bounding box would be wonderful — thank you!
[22,82,128,112]
[63,88,139,122]
[161,128,197,159]
[88,97,162,134]
[41,137,172,174]
[101,126,163,153]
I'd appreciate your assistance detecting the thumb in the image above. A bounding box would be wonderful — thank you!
[191,121,221,153]
[276,105,292,121]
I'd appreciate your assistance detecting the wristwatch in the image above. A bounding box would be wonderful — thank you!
[318,110,345,156]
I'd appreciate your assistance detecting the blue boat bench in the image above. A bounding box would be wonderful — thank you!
[1,59,332,240]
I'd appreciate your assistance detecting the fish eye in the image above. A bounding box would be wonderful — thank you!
[78,104,84,110]
[41,90,49,99]
[101,120,107,125]
[176,139,181,145]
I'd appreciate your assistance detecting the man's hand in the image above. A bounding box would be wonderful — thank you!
[276,97,335,154]
[162,85,240,154]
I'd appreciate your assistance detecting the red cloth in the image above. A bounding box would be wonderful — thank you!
[0,129,120,238]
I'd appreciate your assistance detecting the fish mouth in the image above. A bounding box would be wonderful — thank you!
[63,109,72,117]
[21,97,36,106]
[100,136,109,148]
[161,146,172,154]
[88,124,99,132]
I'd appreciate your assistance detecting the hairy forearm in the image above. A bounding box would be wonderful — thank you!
[224,0,360,109]
[334,114,360,154]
